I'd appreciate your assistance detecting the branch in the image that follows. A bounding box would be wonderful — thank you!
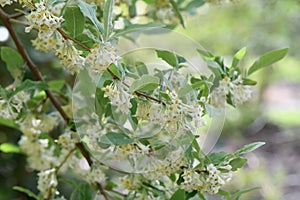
[0,8,110,199]
[0,8,70,123]
[75,143,109,199]
[56,28,166,105]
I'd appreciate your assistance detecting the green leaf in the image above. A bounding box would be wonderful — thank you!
[13,186,39,200]
[156,50,178,67]
[136,62,149,77]
[248,48,288,75]
[170,189,185,200]
[0,117,16,128]
[218,189,231,200]
[169,0,185,27]
[185,0,205,15]
[208,151,229,164]
[63,6,85,37]
[115,21,165,36]
[70,183,92,200]
[178,84,193,98]
[105,132,134,146]
[197,49,214,60]
[0,47,24,79]
[78,0,104,34]
[48,80,65,93]
[103,0,114,39]
[0,143,21,153]
[129,75,159,92]
[232,47,247,68]
[13,79,48,95]
[234,142,265,156]
[242,78,257,85]
[198,191,207,200]
[232,187,260,199]
[229,157,247,171]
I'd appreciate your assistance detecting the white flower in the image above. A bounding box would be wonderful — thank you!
[85,164,106,184]
[0,91,30,120]
[55,40,85,74]
[37,169,58,199]
[86,42,120,73]
[102,83,133,114]
[17,114,58,138]
[25,1,64,39]
[0,0,16,7]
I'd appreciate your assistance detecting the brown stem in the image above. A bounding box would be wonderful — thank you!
[55,147,76,175]
[75,143,109,199]
[0,8,110,200]
[57,28,91,51]
[9,12,25,19]
[0,8,70,123]
[56,28,165,105]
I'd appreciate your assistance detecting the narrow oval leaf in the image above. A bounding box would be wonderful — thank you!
[129,75,159,92]
[248,48,288,75]
[170,189,185,200]
[156,50,178,67]
[63,6,85,37]
[229,157,247,171]
[0,143,21,153]
[232,47,247,68]
[242,78,257,85]
[78,0,104,34]
[105,132,134,145]
[13,186,39,200]
[170,0,185,27]
[103,0,114,39]
[0,47,24,79]
[234,142,265,156]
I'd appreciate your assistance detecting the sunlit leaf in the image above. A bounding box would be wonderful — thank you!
[0,143,21,153]
[234,142,265,156]
[156,50,178,67]
[13,186,39,200]
[129,75,160,92]
[170,189,185,200]
[232,47,247,68]
[248,48,288,75]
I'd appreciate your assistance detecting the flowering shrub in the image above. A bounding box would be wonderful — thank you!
[0,0,288,199]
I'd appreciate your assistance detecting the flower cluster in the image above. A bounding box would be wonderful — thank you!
[119,175,141,191]
[143,150,187,180]
[37,169,58,199]
[86,42,120,73]
[25,1,63,39]
[154,0,179,25]
[0,91,30,120]
[136,91,206,134]
[0,0,16,7]
[102,82,133,114]
[210,75,252,108]
[181,163,233,194]
[55,40,85,74]
[18,114,58,137]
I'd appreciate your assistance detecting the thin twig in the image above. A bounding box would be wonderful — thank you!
[55,147,76,174]
[0,8,70,123]
[0,8,109,200]
[57,28,91,51]
[9,12,25,19]
[142,181,164,193]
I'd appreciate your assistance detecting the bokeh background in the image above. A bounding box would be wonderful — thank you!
[1,0,300,199]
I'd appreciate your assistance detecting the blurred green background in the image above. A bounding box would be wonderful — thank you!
[1,0,300,199]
